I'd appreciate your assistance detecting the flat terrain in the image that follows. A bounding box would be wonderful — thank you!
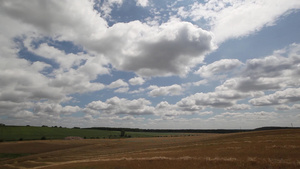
[0,126,177,141]
[0,129,300,169]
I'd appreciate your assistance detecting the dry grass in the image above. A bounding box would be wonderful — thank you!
[0,129,300,169]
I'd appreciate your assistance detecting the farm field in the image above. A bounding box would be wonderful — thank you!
[0,126,182,141]
[0,129,300,169]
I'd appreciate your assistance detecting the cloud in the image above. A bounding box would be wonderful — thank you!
[97,0,124,19]
[275,105,291,111]
[177,92,235,110]
[34,102,81,116]
[114,87,129,93]
[293,104,300,109]
[198,111,213,116]
[249,88,300,106]
[226,104,251,111]
[129,77,145,85]
[0,0,108,41]
[85,97,154,115]
[1,1,216,77]
[0,57,67,103]
[14,110,36,119]
[216,43,300,93]
[148,84,184,97]
[108,79,129,89]
[178,0,300,43]
[211,111,279,125]
[136,0,149,7]
[89,19,215,77]
[195,59,242,78]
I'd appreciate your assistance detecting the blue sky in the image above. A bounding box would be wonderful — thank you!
[1,0,300,129]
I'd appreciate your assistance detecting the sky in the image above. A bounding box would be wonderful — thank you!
[1,0,300,129]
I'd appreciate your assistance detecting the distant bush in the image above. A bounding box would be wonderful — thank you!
[41,136,46,140]
[19,138,23,141]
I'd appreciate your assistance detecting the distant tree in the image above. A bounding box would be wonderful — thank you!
[120,130,125,137]
[0,123,5,127]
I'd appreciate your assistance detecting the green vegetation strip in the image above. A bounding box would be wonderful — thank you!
[0,126,186,141]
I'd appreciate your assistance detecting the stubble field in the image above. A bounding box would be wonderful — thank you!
[0,129,300,169]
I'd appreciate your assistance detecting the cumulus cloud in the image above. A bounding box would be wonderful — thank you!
[293,104,300,109]
[85,97,154,115]
[89,19,215,77]
[108,79,129,89]
[148,84,183,97]
[249,88,300,106]
[195,59,242,78]
[275,105,291,111]
[226,104,251,111]
[129,77,145,85]
[1,1,216,78]
[216,43,300,93]
[0,0,108,41]
[114,87,129,93]
[33,102,81,116]
[178,0,300,43]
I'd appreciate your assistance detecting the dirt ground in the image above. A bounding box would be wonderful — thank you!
[1,129,300,169]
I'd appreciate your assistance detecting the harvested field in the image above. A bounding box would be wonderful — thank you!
[0,129,300,169]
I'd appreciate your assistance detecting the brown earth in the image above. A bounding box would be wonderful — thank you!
[0,129,300,169]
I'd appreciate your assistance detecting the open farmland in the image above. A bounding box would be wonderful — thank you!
[0,129,300,169]
[0,126,183,141]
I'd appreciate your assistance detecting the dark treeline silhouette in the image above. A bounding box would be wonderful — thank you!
[85,126,299,134]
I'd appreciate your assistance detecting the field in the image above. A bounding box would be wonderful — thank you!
[0,126,181,141]
[0,129,299,169]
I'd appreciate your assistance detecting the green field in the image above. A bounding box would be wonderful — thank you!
[0,126,183,141]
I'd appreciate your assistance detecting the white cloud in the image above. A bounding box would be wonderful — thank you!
[195,59,242,78]
[179,0,300,43]
[97,0,124,19]
[0,0,108,41]
[226,104,251,111]
[148,84,183,97]
[136,0,149,7]
[275,105,291,111]
[1,1,216,77]
[89,19,215,77]
[14,110,36,119]
[198,111,213,116]
[114,87,129,93]
[292,104,300,109]
[108,79,129,89]
[25,42,87,71]
[249,88,300,106]
[85,97,154,115]
[129,77,145,85]
[34,102,81,116]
